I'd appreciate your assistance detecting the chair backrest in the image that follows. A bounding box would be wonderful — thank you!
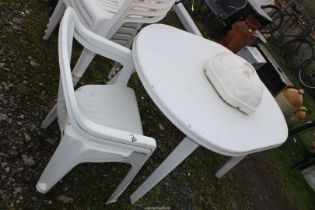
[125,0,176,23]
[73,0,176,40]
[57,8,152,149]
[111,0,176,39]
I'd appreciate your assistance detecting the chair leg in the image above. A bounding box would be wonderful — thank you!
[106,152,150,204]
[106,70,121,85]
[36,136,83,193]
[72,48,96,82]
[106,64,134,86]
[43,1,66,40]
[107,62,122,80]
[41,104,58,129]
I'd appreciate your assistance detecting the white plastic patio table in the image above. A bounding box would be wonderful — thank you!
[130,24,288,203]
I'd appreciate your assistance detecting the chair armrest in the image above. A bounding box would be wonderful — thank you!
[76,115,157,154]
[73,13,134,86]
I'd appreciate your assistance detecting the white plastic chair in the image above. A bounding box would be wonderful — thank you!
[37,8,156,204]
[41,0,175,127]
[44,0,175,83]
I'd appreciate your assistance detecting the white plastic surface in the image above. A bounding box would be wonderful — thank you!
[38,9,156,204]
[76,85,143,134]
[237,46,267,69]
[133,24,288,156]
[250,0,275,7]
[205,52,263,114]
[302,165,315,191]
[44,0,176,82]
[248,0,273,22]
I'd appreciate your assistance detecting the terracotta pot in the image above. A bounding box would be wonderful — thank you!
[245,15,262,31]
[282,87,304,108]
[275,87,304,120]
[294,106,307,121]
[220,21,256,53]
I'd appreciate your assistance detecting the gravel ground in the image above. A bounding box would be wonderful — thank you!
[0,0,301,209]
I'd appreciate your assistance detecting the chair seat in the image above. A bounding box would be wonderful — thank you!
[75,85,143,135]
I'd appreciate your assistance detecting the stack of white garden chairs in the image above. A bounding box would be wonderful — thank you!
[36,8,156,204]
[44,0,176,83]
[40,0,176,128]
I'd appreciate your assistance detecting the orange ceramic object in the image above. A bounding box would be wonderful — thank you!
[275,87,306,122]
[244,15,262,31]
[220,21,256,53]
[294,106,307,121]
[282,87,304,108]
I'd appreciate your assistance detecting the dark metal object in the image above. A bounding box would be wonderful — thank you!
[289,120,315,137]
[203,0,248,20]
[255,43,291,96]
[291,152,315,170]
[229,2,272,26]
[50,0,58,9]
[289,120,315,170]
[182,0,271,28]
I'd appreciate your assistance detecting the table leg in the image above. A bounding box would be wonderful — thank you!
[173,2,203,37]
[215,155,246,178]
[130,137,199,204]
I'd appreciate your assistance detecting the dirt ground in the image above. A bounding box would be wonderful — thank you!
[0,0,303,209]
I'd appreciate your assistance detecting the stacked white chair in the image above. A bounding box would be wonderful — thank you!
[41,0,175,127]
[44,0,176,83]
[37,8,156,204]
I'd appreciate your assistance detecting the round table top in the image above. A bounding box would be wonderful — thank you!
[132,24,288,156]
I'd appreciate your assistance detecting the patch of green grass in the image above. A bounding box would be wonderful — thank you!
[267,141,315,210]
[266,41,315,139]
[15,83,31,96]
[266,41,315,210]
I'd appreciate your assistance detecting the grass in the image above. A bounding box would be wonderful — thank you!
[265,40,315,210]
[267,143,315,210]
